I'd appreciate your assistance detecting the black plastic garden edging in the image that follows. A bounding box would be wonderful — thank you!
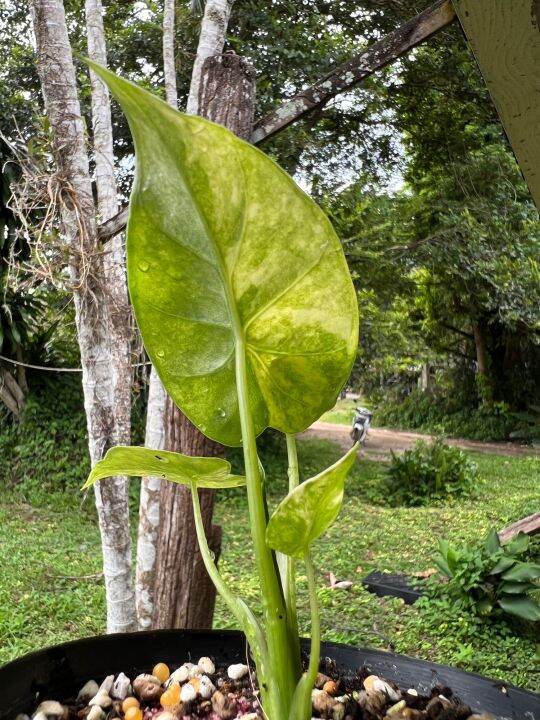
[362,570,425,604]
[0,629,538,719]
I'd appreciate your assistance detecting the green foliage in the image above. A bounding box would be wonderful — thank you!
[434,529,540,622]
[375,389,520,442]
[85,447,246,490]
[386,438,477,506]
[0,375,89,504]
[266,443,358,558]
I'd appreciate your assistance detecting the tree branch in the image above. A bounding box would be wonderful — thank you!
[97,0,456,242]
[251,0,456,144]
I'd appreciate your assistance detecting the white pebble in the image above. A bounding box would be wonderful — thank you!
[87,708,105,720]
[77,680,99,703]
[88,693,112,709]
[180,683,197,703]
[33,703,65,719]
[197,656,215,675]
[199,675,216,699]
[111,672,131,700]
[168,666,190,685]
[227,663,249,680]
[188,664,201,679]
[98,675,114,695]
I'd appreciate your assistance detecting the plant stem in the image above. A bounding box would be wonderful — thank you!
[288,551,321,720]
[304,551,321,688]
[285,433,301,667]
[235,336,299,717]
[190,484,267,661]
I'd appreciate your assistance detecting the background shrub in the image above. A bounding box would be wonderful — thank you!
[433,529,540,622]
[386,437,477,506]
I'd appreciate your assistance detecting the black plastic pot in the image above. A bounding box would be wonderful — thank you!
[0,630,538,719]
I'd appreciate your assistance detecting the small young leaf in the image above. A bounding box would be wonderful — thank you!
[266,444,358,558]
[484,527,501,555]
[83,446,245,489]
[501,561,540,582]
[497,595,540,621]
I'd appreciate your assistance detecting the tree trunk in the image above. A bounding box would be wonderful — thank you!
[186,0,233,115]
[85,0,133,459]
[136,366,167,629]
[153,402,224,629]
[163,0,178,108]
[152,52,256,629]
[85,0,136,630]
[31,0,136,633]
[135,0,179,629]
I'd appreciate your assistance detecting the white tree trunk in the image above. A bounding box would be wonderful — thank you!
[163,0,178,108]
[31,0,136,633]
[186,0,233,115]
[136,366,167,628]
[135,0,179,629]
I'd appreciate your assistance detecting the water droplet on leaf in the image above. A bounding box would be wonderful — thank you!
[138,261,149,272]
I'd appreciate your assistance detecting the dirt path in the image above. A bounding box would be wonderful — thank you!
[301,421,536,459]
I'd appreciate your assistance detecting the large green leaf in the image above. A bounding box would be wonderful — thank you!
[498,595,540,622]
[83,446,245,489]
[86,61,359,446]
[501,561,540,582]
[266,443,358,558]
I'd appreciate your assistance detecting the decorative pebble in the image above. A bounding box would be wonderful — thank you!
[387,699,407,715]
[180,682,197,704]
[312,689,336,715]
[315,672,331,689]
[323,679,340,696]
[88,692,112,709]
[197,656,215,675]
[121,697,139,713]
[111,672,131,700]
[124,708,142,720]
[97,675,114,695]
[199,675,215,699]
[168,666,190,685]
[133,674,163,703]
[32,702,67,720]
[77,680,99,703]
[152,663,170,684]
[86,708,105,720]
[211,690,237,720]
[363,675,401,702]
[160,682,180,708]
[227,663,249,680]
[238,715,258,720]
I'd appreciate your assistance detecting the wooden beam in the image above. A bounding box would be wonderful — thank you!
[252,0,456,144]
[98,0,456,241]
[453,0,540,210]
[498,512,540,544]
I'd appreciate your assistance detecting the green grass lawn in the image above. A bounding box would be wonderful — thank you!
[0,437,538,690]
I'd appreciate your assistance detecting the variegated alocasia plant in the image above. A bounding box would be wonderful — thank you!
[83,60,359,720]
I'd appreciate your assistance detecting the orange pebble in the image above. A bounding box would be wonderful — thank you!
[122,698,140,713]
[153,663,170,683]
[124,707,143,720]
[189,677,201,693]
[160,681,180,707]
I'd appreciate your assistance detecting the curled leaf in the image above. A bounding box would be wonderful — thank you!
[266,443,358,558]
[83,446,245,489]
